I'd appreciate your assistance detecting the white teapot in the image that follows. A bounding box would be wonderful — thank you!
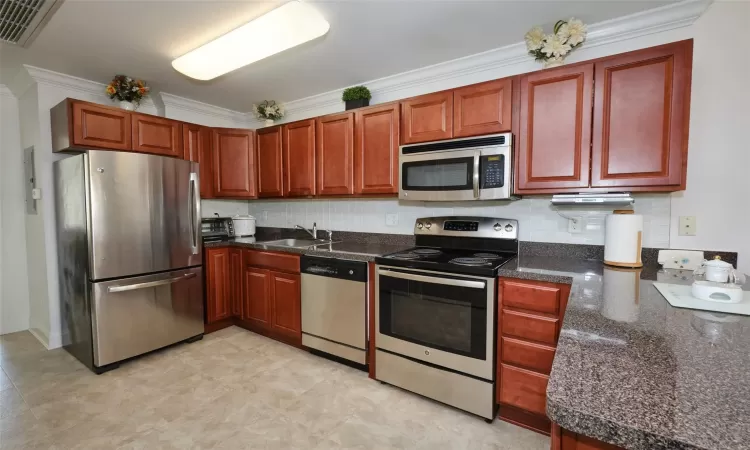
[694,256,743,284]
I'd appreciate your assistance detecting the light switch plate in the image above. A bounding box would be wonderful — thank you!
[658,250,705,270]
[385,213,398,227]
[679,216,697,236]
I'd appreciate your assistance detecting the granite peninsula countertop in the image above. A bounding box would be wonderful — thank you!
[504,255,750,450]
[204,238,409,262]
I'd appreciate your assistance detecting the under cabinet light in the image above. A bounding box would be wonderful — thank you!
[172,1,330,80]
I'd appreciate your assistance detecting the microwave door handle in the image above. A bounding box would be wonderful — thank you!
[473,153,480,199]
[378,269,486,289]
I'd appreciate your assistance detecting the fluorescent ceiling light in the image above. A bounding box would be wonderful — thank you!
[172,1,330,81]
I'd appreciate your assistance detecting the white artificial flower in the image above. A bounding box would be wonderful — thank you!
[565,18,587,46]
[542,34,572,58]
[524,26,545,51]
[252,104,260,119]
[557,23,571,42]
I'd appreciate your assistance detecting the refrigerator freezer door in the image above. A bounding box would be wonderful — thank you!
[90,267,204,367]
[87,151,201,280]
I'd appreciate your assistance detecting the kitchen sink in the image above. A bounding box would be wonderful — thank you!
[258,238,338,248]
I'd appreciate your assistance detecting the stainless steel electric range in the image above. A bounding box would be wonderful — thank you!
[374,216,518,421]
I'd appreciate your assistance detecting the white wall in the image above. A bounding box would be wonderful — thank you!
[669,2,750,274]
[0,86,30,335]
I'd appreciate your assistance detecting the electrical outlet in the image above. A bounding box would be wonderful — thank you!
[568,216,583,234]
[385,214,398,227]
[679,216,696,236]
[262,211,268,221]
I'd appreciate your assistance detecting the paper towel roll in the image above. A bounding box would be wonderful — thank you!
[604,210,643,268]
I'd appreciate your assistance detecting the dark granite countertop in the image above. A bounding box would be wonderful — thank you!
[204,238,409,262]
[502,256,750,450]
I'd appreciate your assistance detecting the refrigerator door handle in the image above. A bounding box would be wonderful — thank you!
[189,172,200,255]
[107,272,197,293]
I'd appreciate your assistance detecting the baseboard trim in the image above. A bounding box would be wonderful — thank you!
[28,327,51,350]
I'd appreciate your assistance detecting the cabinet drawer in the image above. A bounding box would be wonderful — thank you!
[502,310,559,345]
[502,280,563,315]
[501,337,556,374]
[499,364,549,416]
[243,249,300,273]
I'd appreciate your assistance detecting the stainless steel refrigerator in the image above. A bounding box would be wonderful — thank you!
[54,151,204,373]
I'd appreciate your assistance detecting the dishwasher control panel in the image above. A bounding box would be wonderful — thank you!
[300,255,367,282]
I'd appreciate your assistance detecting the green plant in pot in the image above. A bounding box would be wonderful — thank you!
[342,86,371,110]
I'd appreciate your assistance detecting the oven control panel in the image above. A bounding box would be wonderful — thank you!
[414,216,518,240]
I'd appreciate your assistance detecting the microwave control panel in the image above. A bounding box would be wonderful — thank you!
[480,155,505,189]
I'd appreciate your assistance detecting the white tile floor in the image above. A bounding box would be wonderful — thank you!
[0,327,549,449]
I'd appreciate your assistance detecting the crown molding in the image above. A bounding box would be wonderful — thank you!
[20,65,157,109]
[160,92,247,122]
[0,84,14,99]
[277,0,711,120]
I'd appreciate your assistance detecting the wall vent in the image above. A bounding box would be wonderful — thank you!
[0,0,64,47]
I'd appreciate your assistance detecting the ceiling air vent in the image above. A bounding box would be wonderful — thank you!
[0,0,64,47]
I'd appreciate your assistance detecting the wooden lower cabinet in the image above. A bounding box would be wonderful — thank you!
[269,271,301,341]
[243,266,271,329]
[205,248,231,324]
[551,424,625,450]
[229,248,243,317]
[497,278,571,435]
[238,249,301,345]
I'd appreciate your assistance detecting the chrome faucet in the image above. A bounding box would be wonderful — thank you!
[295,222,317,239]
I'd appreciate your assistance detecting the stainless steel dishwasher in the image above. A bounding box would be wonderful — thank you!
[301,255,368,365]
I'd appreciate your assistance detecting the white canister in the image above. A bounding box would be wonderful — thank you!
[231,215,256,237]
[604,210,643,268]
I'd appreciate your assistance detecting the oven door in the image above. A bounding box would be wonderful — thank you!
[375,265,494,380]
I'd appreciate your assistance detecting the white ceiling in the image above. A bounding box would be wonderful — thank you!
[0,0,675,112]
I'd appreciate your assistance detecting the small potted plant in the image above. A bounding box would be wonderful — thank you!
[252,100,285,126]
[342,86,371,110]
[105,75,150,111]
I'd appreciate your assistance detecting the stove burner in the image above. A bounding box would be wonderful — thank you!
[474,252,500,259]
[450,257,493,266]
[390,252,422,260]
[412,248,442,256]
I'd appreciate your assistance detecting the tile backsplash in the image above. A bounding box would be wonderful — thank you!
[233,194,671,248]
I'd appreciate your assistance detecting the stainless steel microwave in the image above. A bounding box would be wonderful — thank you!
[399,133,513,201]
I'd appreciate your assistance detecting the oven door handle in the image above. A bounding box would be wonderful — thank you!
[378,269,486,289]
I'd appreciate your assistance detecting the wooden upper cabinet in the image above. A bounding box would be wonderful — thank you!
[591,41,692,190]
[256,126,284,198]
[282,119,316,197]
[183,124,214,198]
[67,100,132,151]
[516,64,594,193]
[401,91,453,144]
[270,271,301,341]
[212,128,257,198]
[354,103,400,195]
[205,248,230,324]
[316,112,354,196]
[453,78,513,138]
[131,113,183,158]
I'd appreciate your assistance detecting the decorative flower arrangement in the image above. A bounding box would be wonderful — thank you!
[525,18,587,67]
[252,100,285,125]
[105,75,150,110]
